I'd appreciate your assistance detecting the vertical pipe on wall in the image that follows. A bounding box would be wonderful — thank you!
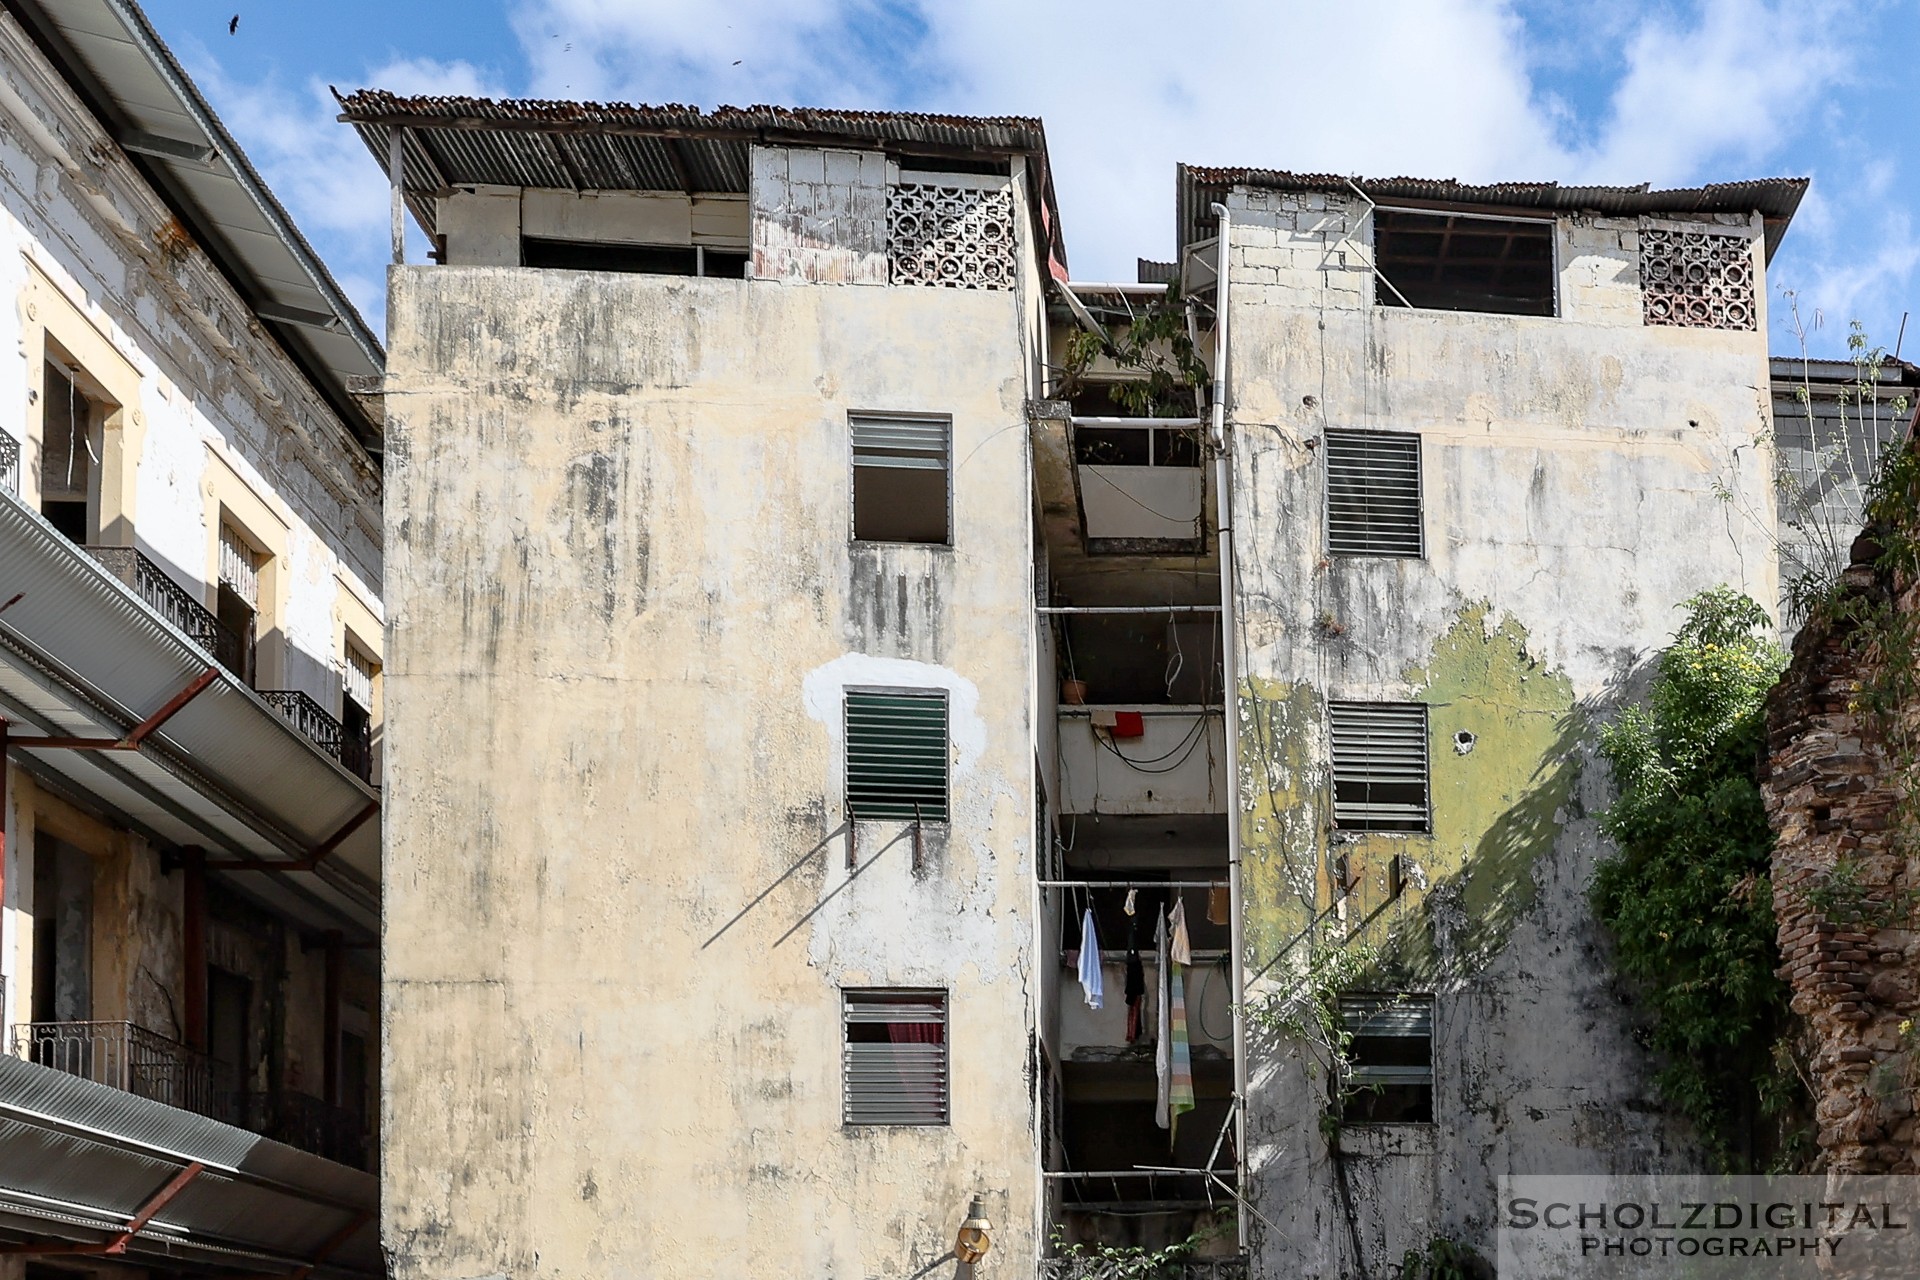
[182,846,207,1053]
[0,717,8,1028]
[1208,201,1251,1255]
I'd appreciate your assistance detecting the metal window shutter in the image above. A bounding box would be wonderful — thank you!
[219,523,261,606]
[1328,701,1429,828]
[1341,995,1434,1085]
[843,993,949,1125]
[1326,429,1423,557]
[852,417,949,470]
[846,692,949,821]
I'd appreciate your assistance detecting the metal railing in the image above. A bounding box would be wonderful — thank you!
[1040,1257,1248,1280]
[260,690,343,760]
[229,1089,368,1169]
[0,432,18,496]
[84,546,224,659]
[12,1020,214,1116]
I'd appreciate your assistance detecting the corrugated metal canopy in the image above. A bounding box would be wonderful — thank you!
[334,89,1070,275]
[0,1055,377,1276]
[1178,164,1810,263]
[5,0,384,454]
[0,496,379,938]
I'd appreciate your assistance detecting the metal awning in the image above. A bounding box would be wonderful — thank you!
[4,0,384,454]
[0,496,378,938]
[0,1055,377,1276]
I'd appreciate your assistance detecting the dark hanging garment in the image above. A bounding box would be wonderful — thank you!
[1124,926,1147,1042]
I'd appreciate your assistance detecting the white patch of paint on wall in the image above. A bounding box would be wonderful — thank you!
[801,652,986,776]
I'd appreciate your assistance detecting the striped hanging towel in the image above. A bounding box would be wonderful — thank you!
[1168,959,1195,1139]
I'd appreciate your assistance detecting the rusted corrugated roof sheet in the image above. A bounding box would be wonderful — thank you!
[1177,165,1810,262]
[334,90,1067,270]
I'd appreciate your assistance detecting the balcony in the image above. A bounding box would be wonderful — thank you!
[11,1021,370,1169]
[1040,1252,1248,1280]
[83,545,223,656]
[261,688,342,755]
[13,1019,213,1115]
[0,431,17,495]
[1057,706,1226,814]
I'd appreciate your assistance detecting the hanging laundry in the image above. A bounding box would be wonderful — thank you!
[1123,888,1138,917]
[1207,883,1231,926]
[1168,959,1195,1138]
[1154,907,1171,1129]
[1077,907,1104,1010]
[1124,930,1146,1043]
[1169,896,1193,966]
[1090,708,1120,729]
[1111,710,1145,739]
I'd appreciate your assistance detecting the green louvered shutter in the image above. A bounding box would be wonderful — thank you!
[845,691,949,821]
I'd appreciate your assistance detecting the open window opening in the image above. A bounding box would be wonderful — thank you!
[1056,613,1221,706]
[1339,994,1434,1123]
[1373,208,1555,316]
[217,520,263,685]
[38,357,106,544]
[851,415,950,545]
[842,990,948,1125]
[1073,423,1202,469]
[520,237,748,278]
[1329,701,1430,833]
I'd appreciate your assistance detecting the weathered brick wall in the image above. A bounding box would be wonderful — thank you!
[1764,536,1918,1172]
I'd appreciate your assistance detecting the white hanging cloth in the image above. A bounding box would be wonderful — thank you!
[1077,907,1104,1010]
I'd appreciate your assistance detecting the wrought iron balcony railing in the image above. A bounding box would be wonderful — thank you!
[83,546,224,659]
[0,432,18,496]
[260,690,343,760]
[12,1020,214,1117]
[228,1088,368,1170]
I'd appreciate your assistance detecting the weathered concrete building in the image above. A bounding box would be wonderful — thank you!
[0,0,385,1273]
[349,87,1806,1279]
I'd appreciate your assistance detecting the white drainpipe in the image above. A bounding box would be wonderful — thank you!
[1209,201,1251,1255]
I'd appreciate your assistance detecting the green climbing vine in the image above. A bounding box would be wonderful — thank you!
[1045,1223,1232,1279]
[1590,587,1805,1171]
[1396,1236,1488,1280]
[1242,925,1381,1141]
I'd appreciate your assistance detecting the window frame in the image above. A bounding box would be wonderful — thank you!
[844,687,951,824]
[848,412,953,548]
[1338,992,1435,1125]
[1327,701,1431,833]
[1370,206,1559,318]
[1324,429,1424,559]
[841,988,950,1127]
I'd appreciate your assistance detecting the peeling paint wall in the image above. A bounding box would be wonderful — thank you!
[382,180,1044,1274]
[1221,186,1779,1274]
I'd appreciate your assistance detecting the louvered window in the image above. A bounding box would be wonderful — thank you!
[216,521,261,685]
[1329,702,1429,832]
[845,691,948,822]
[1340,994,1434,1123]
[852,415,950,544]
[843,990,949,1125]
[1326,429,1423,557]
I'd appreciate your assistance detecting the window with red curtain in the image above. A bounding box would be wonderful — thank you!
[843,990,948,1125]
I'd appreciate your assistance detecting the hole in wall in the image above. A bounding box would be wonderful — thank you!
[1453,730,1477,755]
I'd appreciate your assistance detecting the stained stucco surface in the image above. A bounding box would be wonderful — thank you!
[381,265,1041,1279]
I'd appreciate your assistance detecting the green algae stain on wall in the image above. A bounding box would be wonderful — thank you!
[1237,676,1325,965]
[1237,603,1581,984]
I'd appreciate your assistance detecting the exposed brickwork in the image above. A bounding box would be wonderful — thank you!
[1764,537,1918,1172]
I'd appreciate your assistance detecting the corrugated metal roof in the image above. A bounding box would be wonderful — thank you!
[6,0,384,454]
[1177,165,1810,262]
[0,494,379,937]
[0,1055,377,1276]
[334,89,1069,273]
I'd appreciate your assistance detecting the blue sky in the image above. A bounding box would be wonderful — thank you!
[144,0,1918,359]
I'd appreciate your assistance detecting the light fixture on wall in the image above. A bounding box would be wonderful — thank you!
[954,1195,993,1264]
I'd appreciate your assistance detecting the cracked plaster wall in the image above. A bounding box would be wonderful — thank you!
[380,255,1045,1280]
[1220,187,1779,1275]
